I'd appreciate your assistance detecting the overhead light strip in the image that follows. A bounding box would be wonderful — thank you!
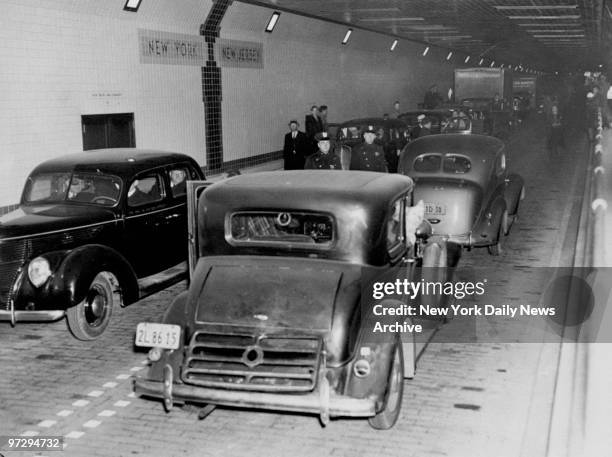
[342,29,352,45]
[534,34,585,38]
[494,5,578,10]
[508,15,580,19]
[359,17,424,22]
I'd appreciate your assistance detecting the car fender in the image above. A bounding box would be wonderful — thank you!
[473,196,506,245]
[344,339,396,404]
[504,173,524,215]
[50,244,139,308]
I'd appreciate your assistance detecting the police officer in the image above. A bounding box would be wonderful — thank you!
[411,114,426,140]
[304,132,342,170]
[418,117,433,138]
[349,125,388,172]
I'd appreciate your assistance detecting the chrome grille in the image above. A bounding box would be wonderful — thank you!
[183,332,322,392]
[0,239,28,310]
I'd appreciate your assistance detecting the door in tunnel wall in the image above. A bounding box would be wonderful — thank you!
[82,113,136,150]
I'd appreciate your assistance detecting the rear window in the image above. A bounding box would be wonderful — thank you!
[443,155,471,174]
[413,154,441,172]
[229,212,334,246]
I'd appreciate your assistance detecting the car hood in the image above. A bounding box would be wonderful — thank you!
[187,256,364,365]
[0,204,116,240]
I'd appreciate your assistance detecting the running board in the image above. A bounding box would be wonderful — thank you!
[138,262,188,298]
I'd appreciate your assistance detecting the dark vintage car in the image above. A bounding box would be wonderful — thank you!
[460,98,513,137]
[134,171,436,429]
[398,134,524,255]
[335,118,409,172]
[0,149,204,339]
[399,109,472,137]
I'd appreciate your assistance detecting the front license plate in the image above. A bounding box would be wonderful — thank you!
[424,203,446,216]
[135,323,181,350]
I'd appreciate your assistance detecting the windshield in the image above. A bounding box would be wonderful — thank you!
[24,172,122,207]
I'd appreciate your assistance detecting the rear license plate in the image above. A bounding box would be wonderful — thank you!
[135,323,181,349]
[424,203,446,216]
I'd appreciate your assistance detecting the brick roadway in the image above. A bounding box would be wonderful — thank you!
[0,117,592,457]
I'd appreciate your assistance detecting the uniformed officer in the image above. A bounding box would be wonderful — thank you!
[411,113,426,140]
[304,132,342,170]
[349,125,388,172]
[417,117,433,138]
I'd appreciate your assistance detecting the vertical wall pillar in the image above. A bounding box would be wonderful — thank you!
[200,0,232,173]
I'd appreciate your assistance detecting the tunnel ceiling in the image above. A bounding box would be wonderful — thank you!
[242,0,609,73]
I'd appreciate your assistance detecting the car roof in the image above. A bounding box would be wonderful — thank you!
[29,149,198,177]
[338,117,407,128]
[405,133,504,157]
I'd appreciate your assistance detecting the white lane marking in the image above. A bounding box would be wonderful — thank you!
[66,431,85,439]
[130,366,144,372]
[87,390,104,397]
[72,399,90,407]
[140,359,149,365]
[20,430,39,436]
[98,410,116,417]
[38,420,57,428]
[114,400,131,407]
[57,410,73,417]
[127,392,136,398]
[116,374,130,380]
[103,382,118,388]
[83,420,101,428]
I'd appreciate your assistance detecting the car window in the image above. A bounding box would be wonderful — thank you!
[24,173,71,203]
[168,166,189,198]
[413,154,442,172]
[443,155,471,174]
[127,173,164,207]
[387,198,404,257]
[229,212,333,246]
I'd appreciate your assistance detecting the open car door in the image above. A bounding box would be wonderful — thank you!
[186,180,214,278]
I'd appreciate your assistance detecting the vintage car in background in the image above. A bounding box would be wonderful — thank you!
[134,171,436,429]
[398,134,524,256]
[400,109,472,138]
[0,149,204,339]
[460,98,513,138]
[335,118,409,172]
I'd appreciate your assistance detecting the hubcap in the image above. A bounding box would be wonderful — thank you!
[84,284,108,327]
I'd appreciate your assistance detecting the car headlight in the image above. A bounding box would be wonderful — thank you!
[28,256,52,288]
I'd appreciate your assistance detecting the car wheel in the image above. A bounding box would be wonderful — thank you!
[501,209,510,236]
[487,220,504,256]
[66,272,118,340]
[368,340,404,430]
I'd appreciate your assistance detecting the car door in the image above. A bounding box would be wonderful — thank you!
[123,168,176,277]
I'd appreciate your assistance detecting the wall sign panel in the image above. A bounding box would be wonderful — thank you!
[139,29,206,66]
[215,38,264,69]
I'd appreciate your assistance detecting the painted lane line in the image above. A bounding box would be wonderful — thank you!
[87,390,104,397]
[57,409,74,417]
[98,410,116,417]
[140,359,148,365]
[103,382,118,388]
[83,420,102,428]
[127,392,136,398]
[130,366,144,372]
[38,420,57,428]
[20,430,40,436]
[72,399,90,407]
[66,431,85,439]
[116,374,130,380]
[114,400,131,407]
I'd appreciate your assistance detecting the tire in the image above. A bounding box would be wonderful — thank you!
[66,272,118,340]
[368,341,404,430]
[487,220,505,256]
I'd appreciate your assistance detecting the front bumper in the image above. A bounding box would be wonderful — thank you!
[134,373,376,420]
[0,309,65,325]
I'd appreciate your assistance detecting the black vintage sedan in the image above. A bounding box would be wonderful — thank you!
[0,149,204,339]
[399,134,524,255]
[134,171,434,429]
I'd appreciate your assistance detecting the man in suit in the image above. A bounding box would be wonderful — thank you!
[305,105,324,152]
[283,120,309,170]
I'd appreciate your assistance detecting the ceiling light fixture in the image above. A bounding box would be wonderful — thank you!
[465,56,470,63]
[423,46,430,56]
[265,12,281,33]
[342,29,352,45]
[479,58,484,65]
[123,0,142,12]
[490,61,495,67]
[507,15,580,20]
[390,39,398,51]
[447,51,453,60]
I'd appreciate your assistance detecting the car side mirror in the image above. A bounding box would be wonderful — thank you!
[415,220,433,239]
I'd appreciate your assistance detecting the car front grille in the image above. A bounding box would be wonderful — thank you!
[0,239,29,310]
[182,331,322,392]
